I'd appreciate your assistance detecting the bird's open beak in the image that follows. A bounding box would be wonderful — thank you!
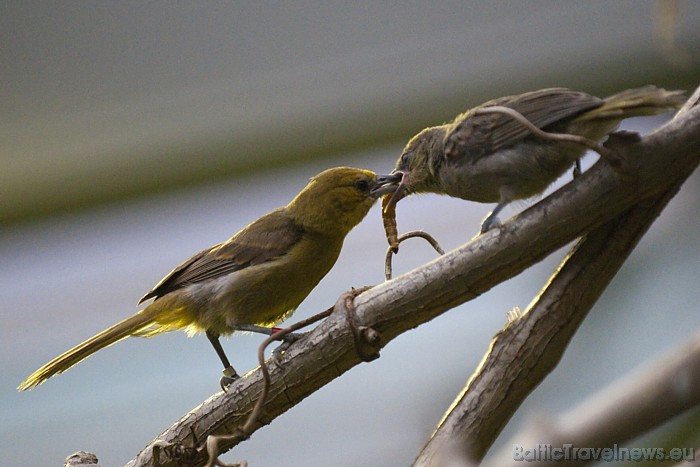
[371,172,404,198]
[371,171,409,214]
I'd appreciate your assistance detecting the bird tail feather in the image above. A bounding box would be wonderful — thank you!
[18,305,164,391]
[579,85,686,121]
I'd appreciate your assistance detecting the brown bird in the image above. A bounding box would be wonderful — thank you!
[377,86,685,234]
[19,167,396,391]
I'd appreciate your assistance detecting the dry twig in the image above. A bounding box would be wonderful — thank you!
[384,231,445,280]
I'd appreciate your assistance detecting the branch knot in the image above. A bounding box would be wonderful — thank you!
[338,287,381,362]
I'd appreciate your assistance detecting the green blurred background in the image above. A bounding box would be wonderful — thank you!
[2,2,699,465]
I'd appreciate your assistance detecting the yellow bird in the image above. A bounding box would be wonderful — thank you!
[19,167,395,390]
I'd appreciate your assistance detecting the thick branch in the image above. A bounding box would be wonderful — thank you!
[413,176,689,466]
[128,98,700,467]
[482,328,700,467]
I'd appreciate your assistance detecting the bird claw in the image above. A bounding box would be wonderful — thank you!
[480,215,502,234]
[272,341,291,368]
[280,331,304,343]
[219,366,239,392]
[573,158,582,178]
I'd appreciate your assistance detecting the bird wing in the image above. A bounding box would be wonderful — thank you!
[138,208,304,303]
[444,88,604,161]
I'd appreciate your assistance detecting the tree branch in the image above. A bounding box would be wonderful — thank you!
[413,170,692,466]
[481,328,700,467]
[127,92,700,467]
[413,85,700,466]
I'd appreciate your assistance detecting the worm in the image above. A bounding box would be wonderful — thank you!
[382,194,399,253]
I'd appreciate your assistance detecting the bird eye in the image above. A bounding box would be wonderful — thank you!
[400,151,411,167]
[354,179,370,193]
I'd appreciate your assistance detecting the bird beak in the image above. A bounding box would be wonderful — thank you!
[372,170,409,214]
[371,172,404,198]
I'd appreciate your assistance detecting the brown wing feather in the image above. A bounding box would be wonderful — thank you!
[444,88,604,161]
[139,208,303,303]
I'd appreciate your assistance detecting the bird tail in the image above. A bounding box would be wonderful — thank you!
[18,305,164,391]
[578,85,686,121]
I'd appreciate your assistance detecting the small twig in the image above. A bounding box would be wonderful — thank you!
[252,308,334,431]
[472,106,614,162]
[385,231,446,280]
[204,289,384,466]
[203,307,333,467]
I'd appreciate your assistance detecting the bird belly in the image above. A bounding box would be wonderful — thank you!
[439,141,586,203]
[186,251,336,334]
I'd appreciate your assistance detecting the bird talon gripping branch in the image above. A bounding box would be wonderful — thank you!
[271,340,293,367]
[219,367,240,392]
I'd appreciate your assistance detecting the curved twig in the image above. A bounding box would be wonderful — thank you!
[385,231,445,280]
[472,106,613,160]
[203,307,334,467]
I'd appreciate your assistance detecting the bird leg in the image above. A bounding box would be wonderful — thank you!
[231,323,304,342]
[206,331,239,391]
[481,201,508,233]
[231,323,305,366]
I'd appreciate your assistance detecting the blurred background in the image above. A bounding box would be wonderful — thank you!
[2,2,699,465]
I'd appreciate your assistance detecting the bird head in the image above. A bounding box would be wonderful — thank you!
[373,126,445,213]
[288,167,390,236]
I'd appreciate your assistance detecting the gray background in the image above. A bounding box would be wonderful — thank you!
[2,2,699,465]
